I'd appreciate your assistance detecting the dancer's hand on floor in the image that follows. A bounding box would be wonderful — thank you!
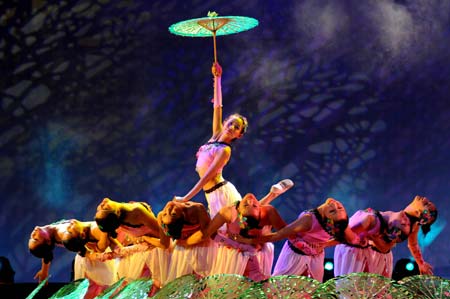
[34,269,49,284]
[419,261,433,275]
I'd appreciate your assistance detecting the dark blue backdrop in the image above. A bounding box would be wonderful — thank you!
[0,0,449,282]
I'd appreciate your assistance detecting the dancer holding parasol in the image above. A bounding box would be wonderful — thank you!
[170,12,292,218]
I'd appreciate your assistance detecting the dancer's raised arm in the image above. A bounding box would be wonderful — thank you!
[212,62,223,136]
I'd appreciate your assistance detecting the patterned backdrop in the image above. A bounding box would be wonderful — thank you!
[0,0,449,282]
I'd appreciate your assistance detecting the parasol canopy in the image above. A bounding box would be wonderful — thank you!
[168,11,259,62]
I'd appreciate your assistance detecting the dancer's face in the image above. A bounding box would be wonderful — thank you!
[28,226,49,250]
[239,194,260,219]
[160,201,183,225]
[408,196,435,216]
[323,198,347,222]
[223,116,245,139]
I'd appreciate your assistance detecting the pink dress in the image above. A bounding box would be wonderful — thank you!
[272,210,332,282]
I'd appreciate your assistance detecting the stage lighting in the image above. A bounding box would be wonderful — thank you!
[405,261,415,271]
[323,258,335,281]
[392,258,419,281]
[324,260,334,271]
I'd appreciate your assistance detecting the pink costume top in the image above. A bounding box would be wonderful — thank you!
[361,208,403,252]
[288,211,333,256]
[116,201,158,244]
[349,209,382,240]
[46,219,71,248]
[116,226,156,245]
[195,141,231,176]
[214,208,260,253]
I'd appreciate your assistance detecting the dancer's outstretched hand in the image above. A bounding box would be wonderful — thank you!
[212,62,222,77]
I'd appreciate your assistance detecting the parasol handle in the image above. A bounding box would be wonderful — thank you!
[213,30,218,63]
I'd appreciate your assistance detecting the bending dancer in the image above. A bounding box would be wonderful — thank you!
[173,61,293,217]
[333,207,412,277]
[94,198,171,287]
[29,219,118,299]
[94,198,164,248]
[64,220,123,299]
[403,195,437,275]
[184,193,287,281]
[145,200,216,285]
[260,198,352,282]
[28,219,111,283]
[334,195,437,278]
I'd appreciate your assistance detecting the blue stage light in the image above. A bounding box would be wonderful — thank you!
[323,258,335,281]
[405,262,415,271]
[324,260,334,271]
[393,258,419,280]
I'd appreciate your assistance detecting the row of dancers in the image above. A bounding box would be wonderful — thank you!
[28,194,437,296]
[28,62,438,297]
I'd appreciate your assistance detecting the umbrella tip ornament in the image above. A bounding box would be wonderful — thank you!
[207,11,219,18]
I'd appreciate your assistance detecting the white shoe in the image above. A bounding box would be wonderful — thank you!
[270,179,294,195]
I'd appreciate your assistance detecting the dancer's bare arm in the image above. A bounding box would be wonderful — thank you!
[34,260,51,283]
[185,206,231,245]
[407,223,433,274]
[259,214,312,243]
[212,62,223,135]
[175,147,230,202]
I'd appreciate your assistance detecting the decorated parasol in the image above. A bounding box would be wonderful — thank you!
[168,11,259,62]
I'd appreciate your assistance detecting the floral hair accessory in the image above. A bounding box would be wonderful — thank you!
[365,208,374,213]
[419,209,437,225]
[161,223,171,236]
[324,217,335,235]
[238,214,248,229]
[313,209,348,239]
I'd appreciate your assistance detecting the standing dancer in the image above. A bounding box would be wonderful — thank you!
[173,62,293,217]
[259,198,353,282]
